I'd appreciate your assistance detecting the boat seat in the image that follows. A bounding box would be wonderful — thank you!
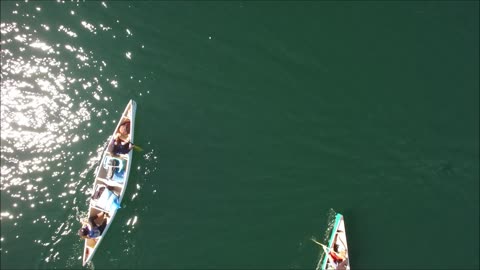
[97,178,123,188]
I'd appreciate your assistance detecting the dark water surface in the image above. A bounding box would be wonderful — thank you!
[1,1,478,269]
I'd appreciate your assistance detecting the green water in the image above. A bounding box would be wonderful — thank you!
[1,1,478,269]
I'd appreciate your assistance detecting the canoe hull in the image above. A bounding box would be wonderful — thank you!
[81,100,136,266]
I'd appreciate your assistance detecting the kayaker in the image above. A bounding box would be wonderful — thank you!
[78,212,108,239]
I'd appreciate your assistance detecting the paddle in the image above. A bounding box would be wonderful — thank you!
[125,140,142,152]
[311,237,336,267]
[111,141,143,153]
[311,237,345,261]
[131,143,143,152]
[311,238,329,251]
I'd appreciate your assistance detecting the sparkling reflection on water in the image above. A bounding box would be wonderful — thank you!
[0,1,145,267]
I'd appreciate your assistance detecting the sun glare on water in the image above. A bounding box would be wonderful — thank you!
[0,0,158,267]
[0,1,130,266]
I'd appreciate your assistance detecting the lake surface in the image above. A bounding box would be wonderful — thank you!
[1,1,478,269]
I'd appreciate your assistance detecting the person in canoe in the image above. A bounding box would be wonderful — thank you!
[78,212,108,239]
[329,244,347,264]
[108,120,133,155]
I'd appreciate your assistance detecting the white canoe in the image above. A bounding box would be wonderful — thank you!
[81,100,136,266]
[317,213,350,270]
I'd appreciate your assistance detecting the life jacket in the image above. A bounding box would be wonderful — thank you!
[86,223,101,238]
[330,251,344,262]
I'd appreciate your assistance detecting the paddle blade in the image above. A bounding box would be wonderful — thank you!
[133,144,143,152]
[311,238,327,249]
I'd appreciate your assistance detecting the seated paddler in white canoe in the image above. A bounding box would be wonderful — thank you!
[109,119,133,154]
[78,212,108,239]
[77,184,120,239]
